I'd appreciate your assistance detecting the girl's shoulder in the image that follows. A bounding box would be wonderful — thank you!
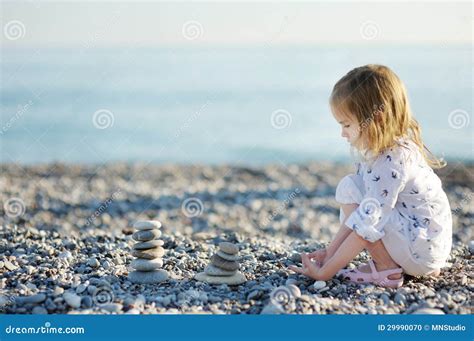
[365,138,422,171]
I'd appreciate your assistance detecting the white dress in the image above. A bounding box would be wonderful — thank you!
[335,138,452,276]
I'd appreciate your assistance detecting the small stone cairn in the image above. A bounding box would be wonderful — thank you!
[195,242,246,285]
[128,220,168,284]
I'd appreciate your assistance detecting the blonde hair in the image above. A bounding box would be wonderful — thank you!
[330,64,445,169]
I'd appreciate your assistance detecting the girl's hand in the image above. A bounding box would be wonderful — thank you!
[306,248,327,266]
[289,253,322,280]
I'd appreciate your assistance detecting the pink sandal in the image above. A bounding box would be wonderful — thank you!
[336,259,404,288]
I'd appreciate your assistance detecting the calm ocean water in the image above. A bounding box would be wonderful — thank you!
[0,45,472,165]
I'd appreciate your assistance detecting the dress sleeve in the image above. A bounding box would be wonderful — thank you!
[344,152,407,242]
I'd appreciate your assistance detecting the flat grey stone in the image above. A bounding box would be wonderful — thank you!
[313,281,326,290]
[204,264,236,277]
[195,271,246,285]
[210,254,239,271]
[133,240,164,250]
[260,302,284,314]
[219,242,239,255]
[132,246,165,260]
[133,220,162,230]
[32,306,48,314]
[128,269,168,284]
[412,308,445,315]
[15,294,46,305]
[132,229,162,242]
[131,258,163,271]
[63,292,81,309]
[216,250,240,261]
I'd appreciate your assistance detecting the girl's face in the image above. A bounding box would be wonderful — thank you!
[332,110,363,148]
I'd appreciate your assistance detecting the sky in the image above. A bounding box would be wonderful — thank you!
[0,1,472,48]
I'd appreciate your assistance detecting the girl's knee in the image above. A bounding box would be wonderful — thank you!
[339,204,359,224]
[335,174,365,204]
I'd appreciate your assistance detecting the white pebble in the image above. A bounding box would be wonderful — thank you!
[313,281,326,290]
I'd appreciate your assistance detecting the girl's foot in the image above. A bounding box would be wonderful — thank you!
[352,261,402,280]
[426,268,441,277]
[337,259,404,288]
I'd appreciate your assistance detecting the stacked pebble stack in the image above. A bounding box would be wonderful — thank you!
[128,220,168,284]
[195,242,246,285]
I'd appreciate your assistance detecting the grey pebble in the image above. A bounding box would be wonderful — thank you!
[32,306,48,314]
[247,290,262,301]
[15,294,46,305]
[412,308,445,315]
[100,303,123,313]
[63,292,81,309]
[87,257,100,268]
[379,294,390,305]
[394,293,407,306]
[4,260,18,271]
[76,283,88,294]
[81,296,93,309]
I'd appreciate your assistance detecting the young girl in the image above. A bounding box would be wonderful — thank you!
[290,64,452,288]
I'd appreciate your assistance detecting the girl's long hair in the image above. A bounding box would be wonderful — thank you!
[330,64,446,169]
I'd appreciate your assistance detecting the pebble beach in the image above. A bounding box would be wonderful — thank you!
[0,161,472,315]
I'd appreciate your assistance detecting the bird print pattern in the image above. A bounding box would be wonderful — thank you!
[335,137,453,268]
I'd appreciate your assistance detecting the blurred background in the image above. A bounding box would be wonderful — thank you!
[1,0,472,165]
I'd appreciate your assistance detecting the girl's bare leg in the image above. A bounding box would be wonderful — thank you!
[325,204,402,280]
[358,240,403,280]
[323,203,359,261]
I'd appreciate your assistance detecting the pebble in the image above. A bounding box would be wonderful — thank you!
[131,258,163,271]
[216,250,239,262]
[53,287,64,296]
[133,240,164,250]
[100,303,123,313]
[132,247,165,260]
[468,240,474,254]
[379,294,390,305]
[81,296,93,308]
[63,292,82,309]
[247,290,262,301]
[133,220,162,230]
[4,260,17,271]
[16,294,46,305]
[128,270,168,284]
[87,257,100,268]
[412,308,445,315]
[32,306,48,314]
[394,293,407,306]
[210,254,239,271]
[195,272,246,285]
[219,242,239,255]
[58,251,73,259]
[132,229,162,242]
[260,302,284,314]
[76,283,88,294]
[126,308,141,314]
[204,264,236,277]
[313,281,326,290]
[285,278,298,286]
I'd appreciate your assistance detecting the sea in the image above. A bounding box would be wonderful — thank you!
[1,45,472,165]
